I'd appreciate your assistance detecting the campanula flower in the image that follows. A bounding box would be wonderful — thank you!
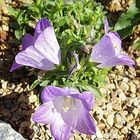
[32,86,96,140]
[90,19,135,68]
[10,18,61,72]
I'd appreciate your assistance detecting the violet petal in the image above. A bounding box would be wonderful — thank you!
[107,32,122,56]
[90,35,115,63]
[104,19,109,34]
[10,62,22,72]
[70,92,94,111]
[34,27,61,65]
[15,45,56,70]
[97,53,135,68]
[41,86,68,103]
[32,102,55,124]
[50,115,74,140]
[22,34,34,50]
[76,111,96,135]
[34,18,51,39]
[79,92,95,111]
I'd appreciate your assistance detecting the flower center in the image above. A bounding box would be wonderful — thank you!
[114,44,118,48]
[63,96,75,112]
[112,40,120,49]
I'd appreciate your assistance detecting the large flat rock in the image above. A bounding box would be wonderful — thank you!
[0,121,27,140]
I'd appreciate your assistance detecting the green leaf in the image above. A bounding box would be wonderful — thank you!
[94,75,106,86]
[28,5,40,14]
[136,0,140,9]
[40,80,49,87]
[133,38,140,49]
[80,84,103,99]
[36,0,43,5]
[17,10,26,25]
[14,29,23,40]
[30,79,41,90]
[7,6,19,17]
[54,18,66,27]
[117,26,133,39]
[52,80,58,86]
[114,1,140,31]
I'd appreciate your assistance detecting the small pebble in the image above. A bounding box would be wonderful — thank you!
[2,81,8,89]
[29,95,37,103]
[132,108,139,118]
[119,92,126,101]
[112,98,122,111]
[120,82,129,91]
[121,127,128,134]
[106,113,114,126]
[96,126,103,138]
[2,24,9,32]
[114,113,126,129]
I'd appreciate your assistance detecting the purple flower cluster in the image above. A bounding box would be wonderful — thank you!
[10,18,135,140]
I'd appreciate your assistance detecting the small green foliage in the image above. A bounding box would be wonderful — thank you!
[34,60,109,99]
[30,79,42,90]
[7,6,20,17]
[9,0,109,99]
[40,80,50,87]
[8,0,106,43]
[14,29,23,40]
[114,0,140,39]
[79,84,103,99]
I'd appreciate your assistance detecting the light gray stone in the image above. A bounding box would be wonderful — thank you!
[0,121,27,140]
